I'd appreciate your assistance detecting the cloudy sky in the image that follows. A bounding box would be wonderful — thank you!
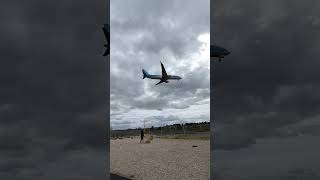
[110,0,210,130]
[1,0,108,179]
[211,0,320,179]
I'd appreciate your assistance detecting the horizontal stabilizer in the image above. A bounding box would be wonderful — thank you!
[142,69,149,79]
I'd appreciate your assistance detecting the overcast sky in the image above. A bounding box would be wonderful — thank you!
[211,0,320,179]
[110,0,210,130]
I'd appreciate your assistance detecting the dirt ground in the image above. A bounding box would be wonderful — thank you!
[110,137,210,180]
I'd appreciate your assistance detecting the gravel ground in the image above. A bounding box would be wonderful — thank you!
[110,137,210,180]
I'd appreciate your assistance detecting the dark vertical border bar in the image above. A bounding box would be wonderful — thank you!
[105,0,110,179]
[210,0,214,179]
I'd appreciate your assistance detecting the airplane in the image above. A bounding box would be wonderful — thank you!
[102,23,110,56]
[142,61,182,85]
[210,44,230,61]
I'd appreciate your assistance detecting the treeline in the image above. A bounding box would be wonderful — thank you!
[110,121,210,138]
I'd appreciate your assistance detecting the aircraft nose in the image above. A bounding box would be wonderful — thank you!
[225,49,230,55]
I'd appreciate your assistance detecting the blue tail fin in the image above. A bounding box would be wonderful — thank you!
[142,69,149,79]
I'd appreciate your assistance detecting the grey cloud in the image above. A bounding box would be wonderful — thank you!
[111,0,210,129]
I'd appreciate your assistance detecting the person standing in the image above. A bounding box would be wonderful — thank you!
[140,129,144,143]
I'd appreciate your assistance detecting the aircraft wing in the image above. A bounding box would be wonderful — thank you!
[155,80,164,85]
[160,62,168,79]
[103,47,109,56]
[102,24,110,56]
